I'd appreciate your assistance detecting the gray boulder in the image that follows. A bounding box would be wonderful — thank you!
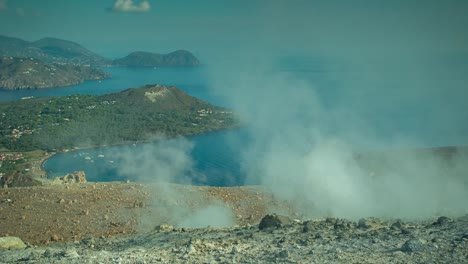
[258,214,292,230]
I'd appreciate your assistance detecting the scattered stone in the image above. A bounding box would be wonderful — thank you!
[391,220,403,229]
[51,234,59,242]
[326,217,337,225]
[0,236,27,249]
[401,228,412,235]
[400,238,424,253]
[62,247,79,258]
[154,224,173,232]
[277,250,289,258]
[357,218,370,229]
[231,246,241,254]
[187,244,197,255]
[81,235,95,247]
[462,233,468,240]
[327,247,342,254]
[434,216,451,225]
[258,214,291,230]
[302,220,316,232]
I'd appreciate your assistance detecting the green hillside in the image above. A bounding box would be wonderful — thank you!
[0,84,237,151]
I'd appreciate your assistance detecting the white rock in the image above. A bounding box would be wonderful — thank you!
[0,236,27,250]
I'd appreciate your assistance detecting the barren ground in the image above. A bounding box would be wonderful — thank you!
[0,183,293,246]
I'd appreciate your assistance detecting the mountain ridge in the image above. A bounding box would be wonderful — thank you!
[0,35,109,66]
[0,35,201,67]
[0,56,111,90]
[112,50,200,67]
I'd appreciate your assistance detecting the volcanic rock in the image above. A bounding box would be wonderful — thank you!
[0,236,27,249]
[258,214,292,230]
[400,238,424,253]
[53,171,87,184]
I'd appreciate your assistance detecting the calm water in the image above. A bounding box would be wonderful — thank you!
[3,58,468,186]
[43,128,250,186]
[0,67,224,105]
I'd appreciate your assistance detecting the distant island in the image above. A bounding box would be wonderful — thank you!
[0,35,110,66]
[112,50,200,67]
[0,35,202,90]
[0,35,201,68]
[0,57,111,90]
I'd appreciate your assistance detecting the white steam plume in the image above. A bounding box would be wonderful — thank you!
[205,54,468,220]
[114,137,234,228]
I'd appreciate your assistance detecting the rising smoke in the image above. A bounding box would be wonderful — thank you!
[204,48,468,221]
[114,1,468,225]
[115,136,234,228]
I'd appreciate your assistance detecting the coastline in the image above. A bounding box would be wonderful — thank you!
[39,125,243,180]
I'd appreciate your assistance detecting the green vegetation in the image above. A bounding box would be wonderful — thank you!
[113,50,200,67]
[0,84,238,152]
[0,150,47,187]
[0,57,111,90]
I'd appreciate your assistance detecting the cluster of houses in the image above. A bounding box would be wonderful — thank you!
[101,100,117,105]
[11,128,33,139]
[0,152,24,161]
[195,108,233,121]
[197,108,213,117]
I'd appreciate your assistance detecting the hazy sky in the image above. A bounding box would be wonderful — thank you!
[1,0,468,60]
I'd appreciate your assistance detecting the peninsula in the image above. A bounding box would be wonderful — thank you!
[0,84,237,186]
[0,35,110,66]
[0,57,111,90]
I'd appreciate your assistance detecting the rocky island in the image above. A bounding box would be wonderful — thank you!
[113,50,200,67]
[0,57,111,90]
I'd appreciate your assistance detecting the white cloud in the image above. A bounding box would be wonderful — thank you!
[0,0,7,11]
[111,0,150,12]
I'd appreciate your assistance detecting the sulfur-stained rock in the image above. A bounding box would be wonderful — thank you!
[53,171,87,184]
[0,236,27,249]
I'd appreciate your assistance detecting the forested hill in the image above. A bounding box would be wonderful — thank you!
[0,84,237,151]
[0,35,110,66]
[113,50,200,67]
[0,57,111,90]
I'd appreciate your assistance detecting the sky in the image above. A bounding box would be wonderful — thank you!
[1,0,468,61]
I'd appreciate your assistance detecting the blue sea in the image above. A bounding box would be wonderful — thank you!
[1,58,467,186]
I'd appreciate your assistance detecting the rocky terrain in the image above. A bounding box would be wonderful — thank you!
[0,35,110,66]
[113,50,200,67]
[0,57,111,90]
[0,181,466,263]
